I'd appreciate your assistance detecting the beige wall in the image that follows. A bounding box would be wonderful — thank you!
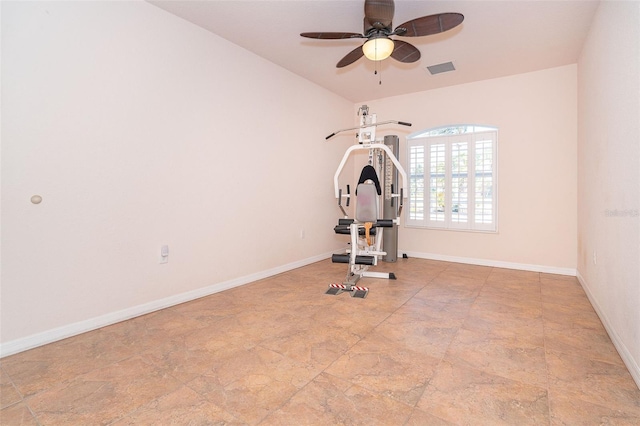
[0,1,352,351]
[363,66,578,272]
[577,1,640,386]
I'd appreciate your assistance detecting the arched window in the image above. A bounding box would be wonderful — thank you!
[407,125,497,232]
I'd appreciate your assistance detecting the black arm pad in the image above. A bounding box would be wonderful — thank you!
[334,225,377,235]
[376,219,394,227]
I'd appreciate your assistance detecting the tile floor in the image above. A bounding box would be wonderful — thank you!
[1,258,639,425]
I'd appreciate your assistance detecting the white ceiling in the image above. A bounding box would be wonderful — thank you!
[148,0,599,103]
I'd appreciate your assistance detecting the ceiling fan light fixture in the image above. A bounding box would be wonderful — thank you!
[362,36,394,61]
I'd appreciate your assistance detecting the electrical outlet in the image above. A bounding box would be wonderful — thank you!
[300,229,305,239]
[160,245,169,264]
[593,250,597,265]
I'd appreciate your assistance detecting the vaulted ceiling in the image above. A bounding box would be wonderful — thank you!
[148,0,599,103]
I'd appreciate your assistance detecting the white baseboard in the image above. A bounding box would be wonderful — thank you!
[576,271,640,390]
[400,250,577,276]
[0,252,334,358]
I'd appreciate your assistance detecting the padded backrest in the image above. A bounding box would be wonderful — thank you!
[357,165,382,195]
[355,183,378,223]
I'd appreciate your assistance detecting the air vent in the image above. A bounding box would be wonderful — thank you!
[426,61,456,75]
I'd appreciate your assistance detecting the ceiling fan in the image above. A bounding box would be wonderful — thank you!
[300,0,464,68]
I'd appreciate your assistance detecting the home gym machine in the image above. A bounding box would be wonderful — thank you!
[325,105,410,298]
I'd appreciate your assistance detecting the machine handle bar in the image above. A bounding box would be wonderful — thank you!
[325,120,412,140]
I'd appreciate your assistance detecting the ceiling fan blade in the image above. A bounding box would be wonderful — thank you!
[300,32,364,39]
[364,0,394,30]
[390,39,420,63]
[336,45,365,68]
[395,13,464,37]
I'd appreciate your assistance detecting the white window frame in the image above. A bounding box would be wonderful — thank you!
[406,125,498,232]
